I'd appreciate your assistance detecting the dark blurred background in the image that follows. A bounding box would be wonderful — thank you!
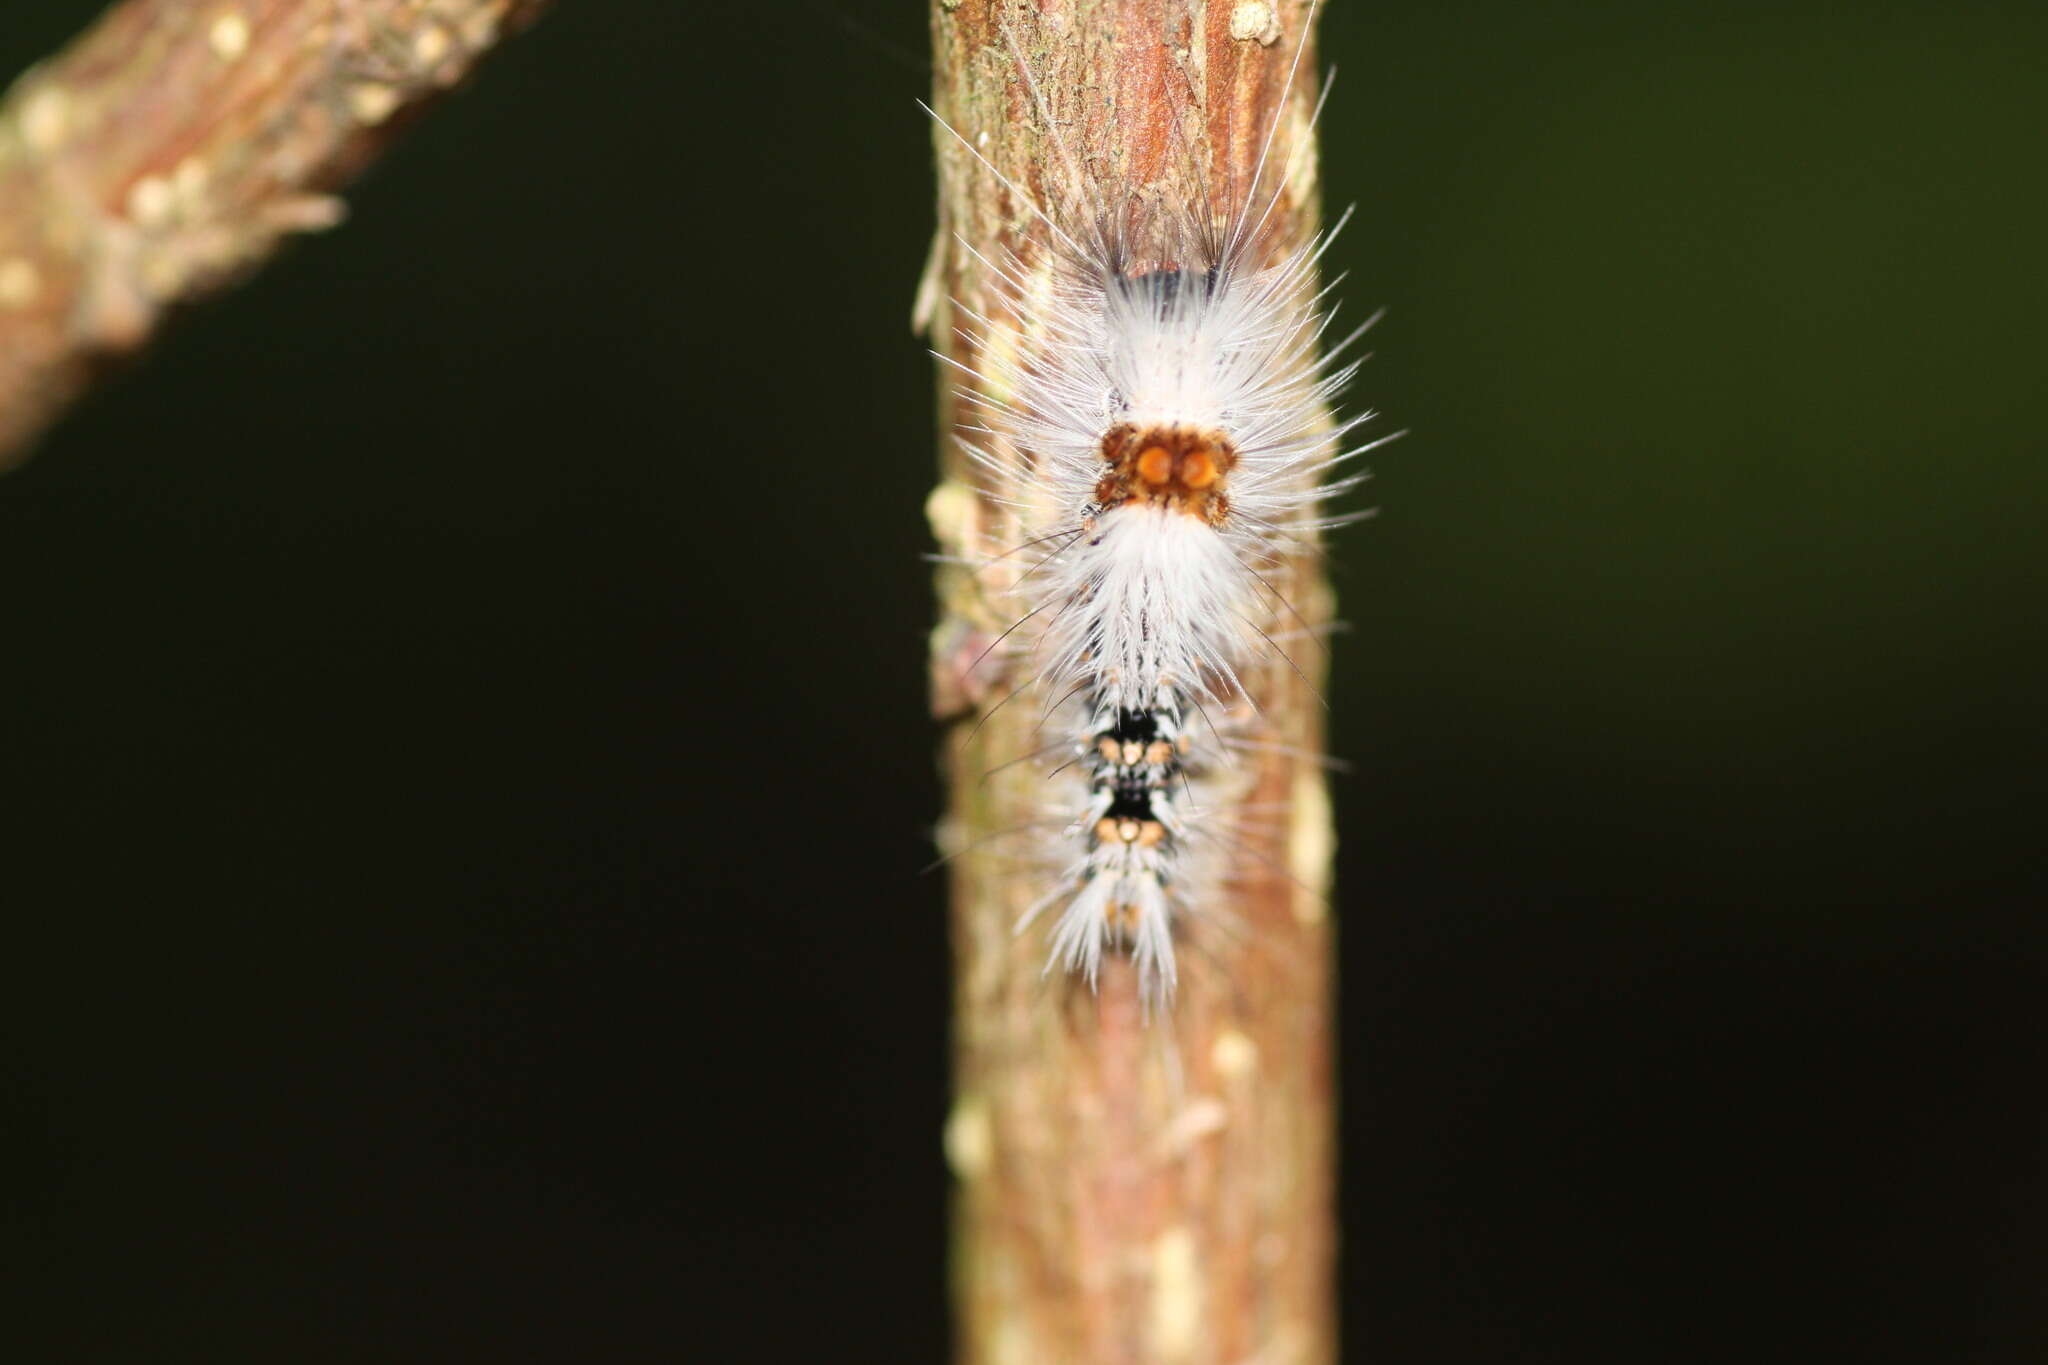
[2,1,2043,1360]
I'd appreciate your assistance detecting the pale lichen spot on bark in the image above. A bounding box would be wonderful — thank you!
[988,1319,1030,1365]
[911,227,947,336]
[1211,1027,1259,1078]
[944,1094,993,1178]
[931,813,965,863]
[1287,764,1333,920]
[348,82,403,126]
[209,11,251,63]
[18,82,71,155]
[126,175,176,229]
[413,23,453,69]
[924,480,980,559]
[1149,1226,1202,1361]
[0,258,41,310]
[1230,2,1283,46]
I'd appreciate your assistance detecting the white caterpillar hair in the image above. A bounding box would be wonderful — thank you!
[930,0,1390,1005]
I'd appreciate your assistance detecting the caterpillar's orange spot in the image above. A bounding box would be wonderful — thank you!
[1097,424,1242,521]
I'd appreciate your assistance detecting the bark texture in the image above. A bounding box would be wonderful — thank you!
[925,3,1337,1362]
[0,0,547,467]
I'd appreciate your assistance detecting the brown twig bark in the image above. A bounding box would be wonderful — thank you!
[925,3,1337,1362]
[0,0,548,467]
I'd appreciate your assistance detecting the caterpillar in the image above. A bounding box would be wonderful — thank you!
[927,0,1385,1006]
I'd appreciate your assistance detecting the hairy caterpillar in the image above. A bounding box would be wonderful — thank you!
[927,0,1386,1006]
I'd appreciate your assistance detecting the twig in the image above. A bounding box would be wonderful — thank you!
[925,3,1339,1362]
[0,0,548,467]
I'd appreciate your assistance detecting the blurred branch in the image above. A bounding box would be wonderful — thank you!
[0,0,548,468]
[926,3,1338,1362]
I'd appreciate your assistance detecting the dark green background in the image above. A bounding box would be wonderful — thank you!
[2,1,2042,1360]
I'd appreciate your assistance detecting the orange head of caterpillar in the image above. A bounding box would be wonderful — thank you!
[1094,423,1239,526]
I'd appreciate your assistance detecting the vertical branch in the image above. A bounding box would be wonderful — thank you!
[0,0,548,468]
[926,3,1337,1363]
